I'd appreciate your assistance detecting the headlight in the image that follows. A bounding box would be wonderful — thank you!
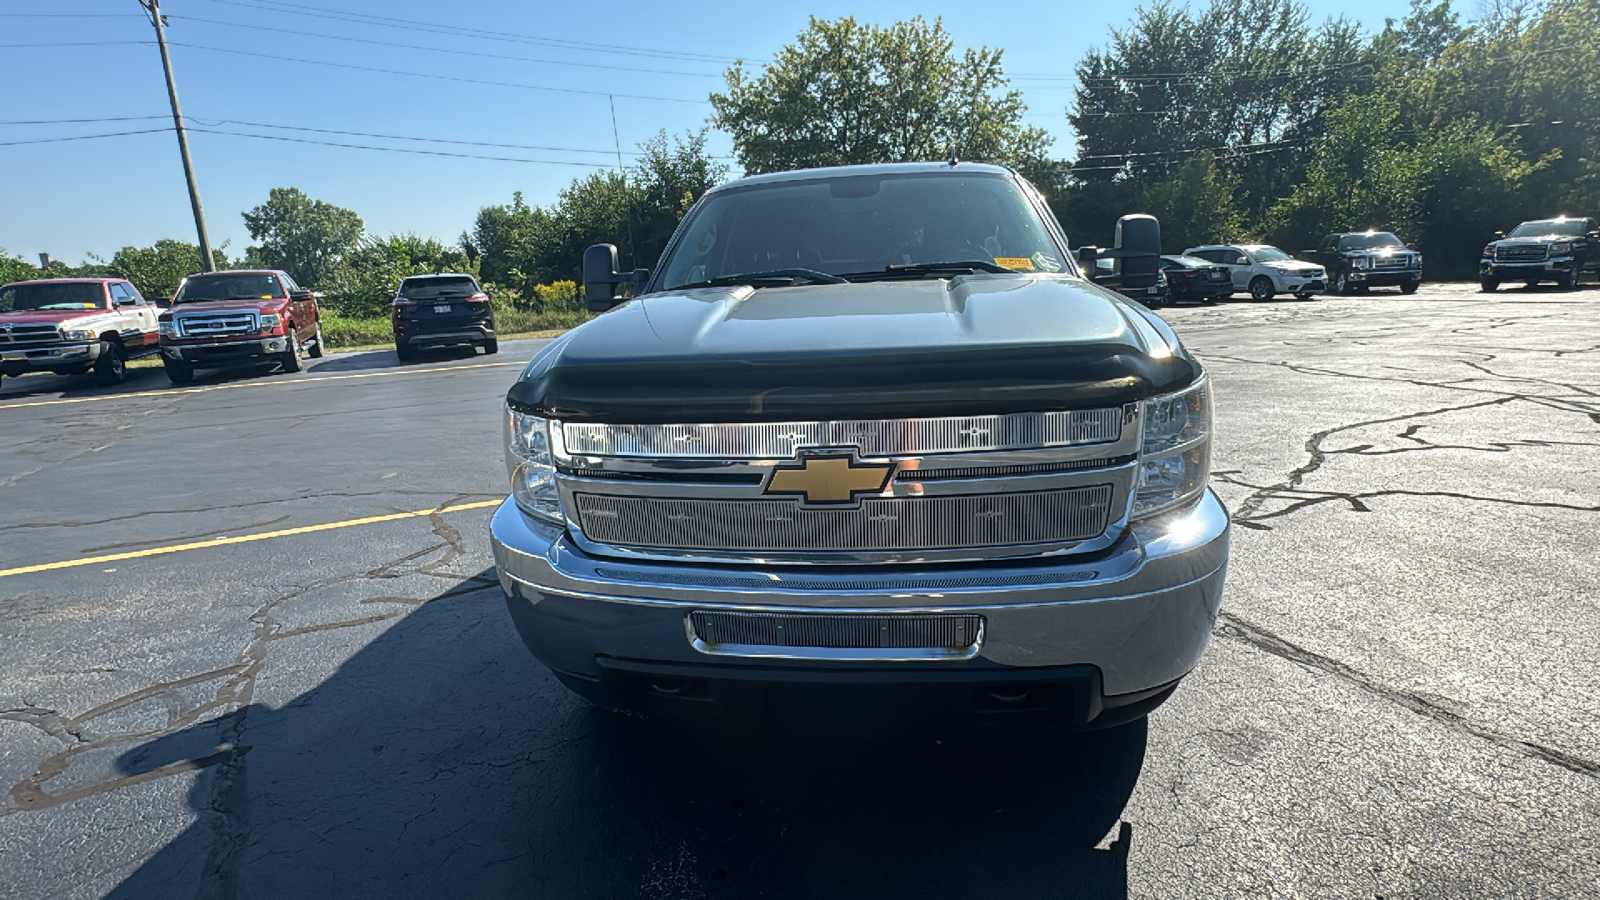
[64,327,96,342]
[258,313,282,332]
[1551,242,1573,254]
[1351,256,1371,270]
[159,321,178,339]
[505,406,563,525]
[1134,378,1211,519]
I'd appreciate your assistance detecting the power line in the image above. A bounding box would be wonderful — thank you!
[0,115,170,125]
[164,41,712,104]
[185,117,739,159]
[0,128,170,147]
[197,0,753,66]
[185,127,616,166]
[168,13,724,79]
[0,41,153,47]
[0,12,145,16]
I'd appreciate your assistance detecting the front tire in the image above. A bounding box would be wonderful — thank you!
[164,360,194,384]
[280,329,303,373]
[1480,277,1499,292]
[93,340,126,385]
[1557,269,1578,290]
[1249,276,1275,302]
[483,338,499,355]
[1295,292,1315,301]
[1333,268,1351,294]
[1401,281,1420,295]
[307,321,325,358]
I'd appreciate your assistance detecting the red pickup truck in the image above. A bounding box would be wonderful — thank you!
[0,278,161,390]
[158,269,324,384]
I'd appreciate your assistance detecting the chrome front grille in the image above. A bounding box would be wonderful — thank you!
[1496,245,1548,262]
[574,485,1114,553]
[689,611,982,652]
[562,408,1125,459]
[175,313,258,337]
[0,324,63,346]
[1374,255,1411,269]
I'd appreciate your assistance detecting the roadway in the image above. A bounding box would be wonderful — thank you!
[1,282,1596,898]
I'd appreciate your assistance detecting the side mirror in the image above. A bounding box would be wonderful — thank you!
[1076,245,1099,273]
[154,297,172,309]
[582,244,650,312]
[1113,214,1161,289]
[1494,231,1506,240]
[291,290,315,301]
[1406,243,1419,251]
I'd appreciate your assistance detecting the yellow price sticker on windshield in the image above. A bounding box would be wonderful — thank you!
[994,257,1035,271]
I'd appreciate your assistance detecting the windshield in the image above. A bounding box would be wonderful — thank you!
[1508,219,1587,238]
[1338,233,1404,251]
[657,171,1063,290]
[174,273,286,303]
[0,282,104,312]
[1243,246,1292,262]
[400,276,479,298]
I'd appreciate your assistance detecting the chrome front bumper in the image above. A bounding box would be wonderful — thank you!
[490,489,1230,698]
[163,336,287,364]
[0,341,99,370]
[1482,256,1573,277]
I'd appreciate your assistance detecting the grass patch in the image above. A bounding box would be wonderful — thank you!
[320,312,396,350]
[317,306,589,352]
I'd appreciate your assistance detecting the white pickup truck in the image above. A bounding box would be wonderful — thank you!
[0,278,162,390]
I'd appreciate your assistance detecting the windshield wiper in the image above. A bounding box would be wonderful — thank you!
[672,268,847,290]
[841,260,1013,281]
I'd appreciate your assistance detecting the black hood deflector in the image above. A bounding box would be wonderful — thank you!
[507,276,1202,423]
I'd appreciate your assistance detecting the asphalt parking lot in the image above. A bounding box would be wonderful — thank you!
[1,281,1597,899]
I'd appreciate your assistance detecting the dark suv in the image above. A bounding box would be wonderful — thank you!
[391,274,497,361]
[1480,217,1599,291]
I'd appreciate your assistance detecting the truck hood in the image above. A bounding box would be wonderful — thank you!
[164,299,287,317]
[0,308,111,326]
[509,274,1203,423]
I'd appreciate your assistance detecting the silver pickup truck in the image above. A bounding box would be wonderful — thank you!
[490,162,1230,729]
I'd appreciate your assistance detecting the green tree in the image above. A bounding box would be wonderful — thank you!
[242,187,364,288]
[1137,154,1249,250]
[1070,0,1376,220]
[322,234,474,317]
[0,250,37,287]
[1267,96,1542,274]
[94,239,230,300]
[711,16,1051,175]
[464,130,727,292]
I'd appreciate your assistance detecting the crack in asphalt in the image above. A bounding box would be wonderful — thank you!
[1215,613,1600,781]
[80,516,294,554]
[1,502,492,821]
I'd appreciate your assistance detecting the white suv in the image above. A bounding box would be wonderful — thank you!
[1184,244,1326,301]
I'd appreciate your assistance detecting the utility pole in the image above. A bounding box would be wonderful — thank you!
[139,0,216,272]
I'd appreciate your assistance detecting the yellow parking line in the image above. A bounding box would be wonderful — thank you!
[0,499,503,579]
[0,361,517,411]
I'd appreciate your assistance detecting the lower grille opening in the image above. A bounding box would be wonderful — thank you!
[689,611,982,652]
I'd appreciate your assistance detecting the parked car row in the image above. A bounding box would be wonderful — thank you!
[0,268,504,390]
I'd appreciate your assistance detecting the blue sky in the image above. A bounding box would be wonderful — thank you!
[3,0,1404,265]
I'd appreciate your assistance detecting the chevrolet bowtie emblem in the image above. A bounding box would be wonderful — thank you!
[764,453,896,505]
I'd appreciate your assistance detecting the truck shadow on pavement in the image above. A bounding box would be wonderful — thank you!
[106,572,1143,899]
